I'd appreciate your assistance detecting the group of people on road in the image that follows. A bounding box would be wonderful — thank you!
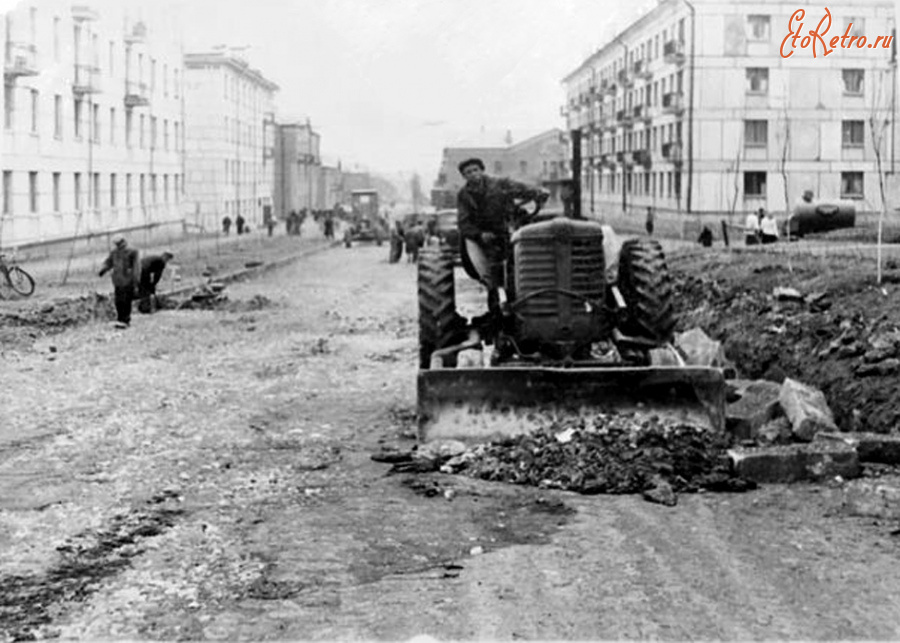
[221,214,248,236]
[98,235,174,329]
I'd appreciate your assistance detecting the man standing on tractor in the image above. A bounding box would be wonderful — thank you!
[456,157,549,317]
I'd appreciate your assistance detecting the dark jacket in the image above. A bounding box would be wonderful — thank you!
[140,255,169,288]
[457,176,544,241]
[99,246,139,288]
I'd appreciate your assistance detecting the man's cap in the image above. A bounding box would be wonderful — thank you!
[112,234,126,247]
[458,158,485,175]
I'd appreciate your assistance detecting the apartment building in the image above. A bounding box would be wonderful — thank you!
[433,129,570,202]
[273,120,321,217]
[562,0,896,226]
[1,0,186,249]
[182,51,277,232]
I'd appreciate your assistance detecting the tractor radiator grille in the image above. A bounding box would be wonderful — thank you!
[515,238,605,318]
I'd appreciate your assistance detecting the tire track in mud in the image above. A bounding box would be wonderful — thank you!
[0,500,184,641]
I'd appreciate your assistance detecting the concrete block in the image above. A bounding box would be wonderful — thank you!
[838,479,900,520]
[725,379,781,440]
[675,328,728,368]
[778,378,838,442]
[815,432,900,465]
[728,442,859,484]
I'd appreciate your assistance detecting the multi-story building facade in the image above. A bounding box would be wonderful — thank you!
[433,129,570,204]
[563,0,896,230]
[2,0,185,249]
[273,120,321,217]
[182,51,277,232]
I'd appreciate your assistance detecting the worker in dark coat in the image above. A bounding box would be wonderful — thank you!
[98,235,140,328]
[456,157,548,310]
[137,251,174,313]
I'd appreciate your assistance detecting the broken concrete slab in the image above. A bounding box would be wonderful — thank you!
[815,432,900,465]
[725,379,782,441]
[778,378,838,442]
[728,442,859,484]
[836,479,900,520]
[773,286,804,302]
[675,328,728,368]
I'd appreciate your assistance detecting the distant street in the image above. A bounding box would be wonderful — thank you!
[1,244,900,641]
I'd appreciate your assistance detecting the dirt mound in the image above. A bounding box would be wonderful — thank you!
[455,414,754,496]
[672,258,900,435]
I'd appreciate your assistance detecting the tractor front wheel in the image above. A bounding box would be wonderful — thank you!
[616,238,677,344]
[418,245,465,369]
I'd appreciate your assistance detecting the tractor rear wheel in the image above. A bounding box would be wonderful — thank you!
[616,238,677,343]
[418,245,465,369]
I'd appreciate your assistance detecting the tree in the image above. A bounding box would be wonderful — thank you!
[868,66,893,285]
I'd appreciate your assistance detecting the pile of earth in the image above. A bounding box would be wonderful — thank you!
[670,256,900,435]
[386,413,756,504]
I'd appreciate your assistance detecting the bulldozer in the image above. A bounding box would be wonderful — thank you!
[416,131,726,444]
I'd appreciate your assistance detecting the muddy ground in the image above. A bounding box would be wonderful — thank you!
[0,241,899,640]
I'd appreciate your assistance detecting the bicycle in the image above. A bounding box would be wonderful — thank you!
[0,253,35,297]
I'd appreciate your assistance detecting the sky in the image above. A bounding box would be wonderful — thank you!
[165,0,659,183]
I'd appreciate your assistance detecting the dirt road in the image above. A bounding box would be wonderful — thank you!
[2,244,900,641]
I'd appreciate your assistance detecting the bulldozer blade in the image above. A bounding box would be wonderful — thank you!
[417,366,726,445]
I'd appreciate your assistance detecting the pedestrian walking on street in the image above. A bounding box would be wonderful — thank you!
[222,216,232,236]
[98,235,140,328]
[645,206,655,236]
[324,214,335,240]
[235,214,246,235]
[404,223,425,263]
[137,251,174,314]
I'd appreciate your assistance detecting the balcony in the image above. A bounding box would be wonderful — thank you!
[662,92,685,115]
[4,42,38,80]
[123,21,147,45]
[631,149,652,168]
[71,5,99,21]
[72,63,101,94]
[124,80,150,107]
[632,104,652,125]
[663,39,686,65]
[617,68,633,88]
[617,108,634,128]
[661,142,683,164]
[633,59,653,81]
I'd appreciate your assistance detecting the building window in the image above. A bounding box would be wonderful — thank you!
[164,119,169,150]
[164,174,169,202]
[744,120,768,147]
[841,172,863,198]
[109,107,116,144]
[2,171,11,214]
[842,120,864,147]
[747,15,770,41]
[174,69,180,99]
[109,40,115,76]
[746,68,769,94]
[140,114,145,148]
[54,94,62,138]
[92,104,100,143]
[843,17,864,38]
[151,116,157,149]
[4,86,13,130]
[74,98,83,139]
[126,109,133,147]
[126,174,132,206]
[140,174,146,205]
[28,172,37,213]
[842,69,864,95]
[110,173,117,207]
[519,160,528,175]
[174,121,179,150]
[74,172,82,210]
[53,17,60,62]
[744,171,766,197]
[52,173,60,212]
[30,90,38,134]
[92,173,99,209]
